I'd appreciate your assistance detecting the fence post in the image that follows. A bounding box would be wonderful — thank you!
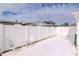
[2,24,6,51]
[27,25,32,45]
[38,25,40,40]
[27,25,30,45]
[47,26,49,37]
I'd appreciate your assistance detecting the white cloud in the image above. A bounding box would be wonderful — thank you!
[0,3,77,24]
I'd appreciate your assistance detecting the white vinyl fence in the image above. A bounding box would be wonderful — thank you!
[0,24,76,53]
[0,24,56,53]
[56,26,76,44]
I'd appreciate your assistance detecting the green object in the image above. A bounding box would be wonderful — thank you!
[74,34,77,46]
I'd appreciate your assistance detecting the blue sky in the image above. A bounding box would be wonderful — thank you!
[0,3,79,25]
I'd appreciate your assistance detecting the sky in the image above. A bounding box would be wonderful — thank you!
[0,3,79,25]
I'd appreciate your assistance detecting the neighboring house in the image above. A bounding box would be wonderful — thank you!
[35,21,55,27]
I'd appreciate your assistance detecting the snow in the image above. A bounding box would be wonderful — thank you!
[0,24,76,56]
[2,35,76,56]
[0,24,56,52]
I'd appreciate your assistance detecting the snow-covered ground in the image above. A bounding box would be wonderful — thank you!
[2,35,76,56]
[0,25,76,56]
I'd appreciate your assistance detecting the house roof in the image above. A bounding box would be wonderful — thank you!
[0,20,37,26]
[0,20,54,26]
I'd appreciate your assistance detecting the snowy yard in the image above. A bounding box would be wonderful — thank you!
[0,24,76,56]
[2,35,76,56]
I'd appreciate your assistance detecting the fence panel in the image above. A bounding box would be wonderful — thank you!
[0,24,5,52]
[29,26,40,43]
[4,24,28,49]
